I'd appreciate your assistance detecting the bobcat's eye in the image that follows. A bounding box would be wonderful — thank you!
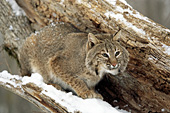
[102,53,109,58]
[115,51,120,57]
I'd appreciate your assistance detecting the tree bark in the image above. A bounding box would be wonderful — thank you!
[0,0,33,61]
[1,0,170,112]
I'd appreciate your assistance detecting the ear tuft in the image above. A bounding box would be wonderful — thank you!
[113,30,121,41]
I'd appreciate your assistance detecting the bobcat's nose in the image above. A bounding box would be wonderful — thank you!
[110,63,118,69]
[109,59,118,68]
[112,63,117,67]
[107,63,119,70]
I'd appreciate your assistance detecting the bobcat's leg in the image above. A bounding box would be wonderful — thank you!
[59,74,103,99]
[19,55,31,76]
[48,83,62,90]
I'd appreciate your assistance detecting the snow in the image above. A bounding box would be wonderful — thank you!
[147,37,170,56]
[162,43,170,55]
[116,6,153,25]
[76,0,82,4]
[148,56,158,61]
[0,70,130,113]
[9,25,13,30]
[105,0,169,37]
[105,0,116,6]
[6,0,25,16]
[104,0,148,36]
[105,11,146,35]
[161,109,165,112]
[59,0,64,5]
[104,0,147,36]
[75,0,92,8]
[0,70,22,88]
[165,29,170,32]
[119,0,132,8]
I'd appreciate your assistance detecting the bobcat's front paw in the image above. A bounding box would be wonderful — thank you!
[79,90,103,100]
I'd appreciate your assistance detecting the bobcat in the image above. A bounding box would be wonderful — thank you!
[19,23,129,99]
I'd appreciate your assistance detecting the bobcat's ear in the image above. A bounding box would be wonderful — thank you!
[113,30,121,41]
[87,33,99,50]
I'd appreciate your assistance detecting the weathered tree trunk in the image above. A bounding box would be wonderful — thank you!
[1,0,170,112]
[0,0,33,60]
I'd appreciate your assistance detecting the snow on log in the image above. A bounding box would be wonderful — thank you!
[0,71,129,113]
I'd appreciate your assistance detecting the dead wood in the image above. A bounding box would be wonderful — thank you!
[1,0,170,112]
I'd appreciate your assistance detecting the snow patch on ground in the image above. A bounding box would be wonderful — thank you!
[0,71,130,113]
[6,0,25,16]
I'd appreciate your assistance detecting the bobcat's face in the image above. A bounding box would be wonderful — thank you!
[85,32,129,78]
[97,41,129,77]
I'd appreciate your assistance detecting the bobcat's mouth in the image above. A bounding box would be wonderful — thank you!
[99,64,119,76]
[107,63,119,70]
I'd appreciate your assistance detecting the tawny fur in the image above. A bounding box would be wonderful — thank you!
[19,23,129,99]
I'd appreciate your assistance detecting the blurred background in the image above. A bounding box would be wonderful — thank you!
[0,0,170,113]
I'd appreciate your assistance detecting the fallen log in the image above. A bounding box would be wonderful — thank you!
[1,0,170,112]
